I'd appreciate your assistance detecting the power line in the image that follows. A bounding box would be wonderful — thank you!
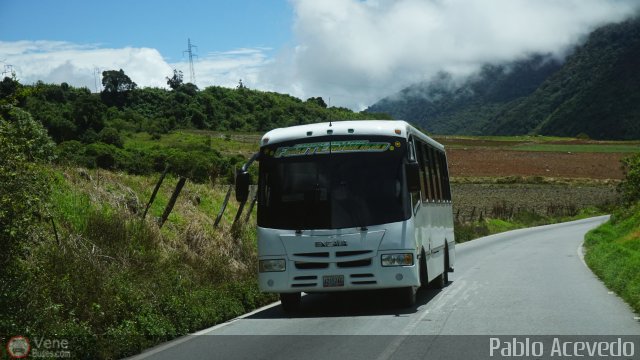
[183,38,198,85]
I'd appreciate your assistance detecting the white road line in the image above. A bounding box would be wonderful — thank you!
[126,301,282,359]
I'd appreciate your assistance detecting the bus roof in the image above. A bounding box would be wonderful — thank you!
[261,120,444,151]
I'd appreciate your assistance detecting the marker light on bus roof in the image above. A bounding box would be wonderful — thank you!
[306,131,313,136]
[348,129,354,134]
[395,129,402,135]
[327,129,333,135]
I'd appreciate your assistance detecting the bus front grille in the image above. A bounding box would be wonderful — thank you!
[295,262,330,270]
[336,250,373,257]
[336,259,372,268]
[292,283,317,288]
[352,281,377,285]
[293,252,330,258]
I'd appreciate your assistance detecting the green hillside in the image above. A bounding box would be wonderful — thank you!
[0,74,389,182]
[368,17,640,140]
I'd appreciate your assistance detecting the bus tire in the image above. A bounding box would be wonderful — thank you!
[419,250,428,289]
[443,245,450,284]
[280,292,301,312]
[398,286,417,308]
[432,262,446,289]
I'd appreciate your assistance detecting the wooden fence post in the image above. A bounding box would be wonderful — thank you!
[142,164,169,219]
[244,191,258,223]
[159,177,186,228]
[232,200,247,227]
[50,217,60,246]
[214,185,233,228]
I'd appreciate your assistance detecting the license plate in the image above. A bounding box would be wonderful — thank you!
[323,275,344,287]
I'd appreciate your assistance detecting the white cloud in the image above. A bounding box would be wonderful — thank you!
[1,0,638,110]
[0,41,272,92]
[261,0,640,110]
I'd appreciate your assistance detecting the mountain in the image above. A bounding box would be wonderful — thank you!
[368,17,640,140]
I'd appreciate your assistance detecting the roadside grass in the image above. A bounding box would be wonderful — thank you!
[9,166,276,359]
[125,130,260,157]
[454,206,607,243]
[584,203,640,314]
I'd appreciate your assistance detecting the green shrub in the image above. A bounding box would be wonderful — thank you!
[619,153,640,205]
[98,127,124,148]
[0,107,55,341]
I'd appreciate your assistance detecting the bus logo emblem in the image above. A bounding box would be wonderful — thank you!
[315,240,347,247]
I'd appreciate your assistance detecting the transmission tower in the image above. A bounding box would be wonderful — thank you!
[93,67,102,93]
[183,38,198,85]
[2,64,15,78]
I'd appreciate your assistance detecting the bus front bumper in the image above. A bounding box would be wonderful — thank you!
[258,256,420,293]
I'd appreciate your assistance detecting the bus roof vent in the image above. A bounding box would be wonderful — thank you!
[348,128,354,134]
[306,131,313,136]
[327,129,333,135]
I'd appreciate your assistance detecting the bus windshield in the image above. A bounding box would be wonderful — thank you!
[257,136,411,230]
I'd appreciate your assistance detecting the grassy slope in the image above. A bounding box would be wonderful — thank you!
[14,166,276,359]
[584,205,640,314]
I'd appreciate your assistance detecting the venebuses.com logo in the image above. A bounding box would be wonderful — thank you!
[6,336,31,358]
[4,335,71,358]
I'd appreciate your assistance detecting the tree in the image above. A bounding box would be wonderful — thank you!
[0,77,19,103]
[166,69,184,90]
[0,107,54,255]
[101,69,137,107]
[306,96,327,108]
[73,92,105,134]
[102,69,137,93]
[98,127,124,148]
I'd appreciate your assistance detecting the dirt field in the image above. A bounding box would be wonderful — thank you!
[451,182,618,221]
[439,138,631,219]
[447,149,626,180]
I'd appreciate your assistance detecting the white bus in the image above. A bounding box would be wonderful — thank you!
[236,120,455,311]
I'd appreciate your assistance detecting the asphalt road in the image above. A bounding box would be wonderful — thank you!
[131,216,640,359]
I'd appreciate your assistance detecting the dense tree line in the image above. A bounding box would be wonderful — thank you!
[0,71,390,182]
[368,17,640,140]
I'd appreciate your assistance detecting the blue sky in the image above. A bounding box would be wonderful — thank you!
[1,0,638,110]
[0,0,293,61]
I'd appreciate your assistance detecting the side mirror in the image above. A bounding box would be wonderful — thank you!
[235,170,252,202]
[405,162,421,193]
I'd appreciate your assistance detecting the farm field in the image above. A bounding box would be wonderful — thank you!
[126,130,634,222]
[432,136,636,221]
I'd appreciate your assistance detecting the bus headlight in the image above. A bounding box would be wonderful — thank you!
[381,253,414,267]
[259,259,286,272]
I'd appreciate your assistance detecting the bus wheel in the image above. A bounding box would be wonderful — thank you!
[443,246,450,284]
[419,250,428,289]
[398,286,417,308]
[432,251,449,289]
[280,292,301,312]
[432,262,446,289]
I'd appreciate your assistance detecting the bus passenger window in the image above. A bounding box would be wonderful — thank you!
[416,141,427,202]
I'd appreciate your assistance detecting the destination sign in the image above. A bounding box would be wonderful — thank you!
[273,140,392,158]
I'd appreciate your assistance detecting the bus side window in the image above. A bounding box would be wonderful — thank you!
[425,146,435,202]
[415,141,427,202]
[432,148,443,202]
[421,144,432,202]
[441,152,452,201]
[407,136,417,162]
